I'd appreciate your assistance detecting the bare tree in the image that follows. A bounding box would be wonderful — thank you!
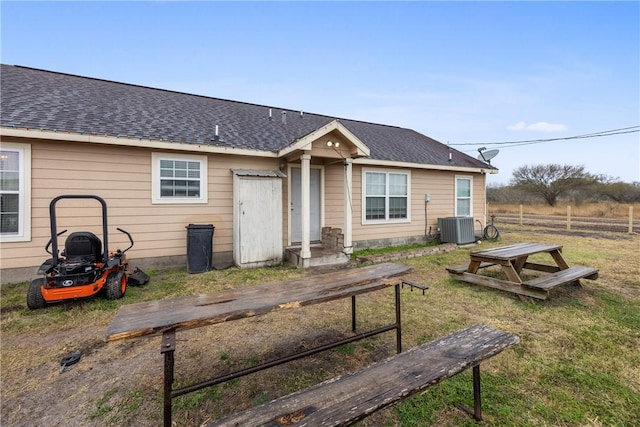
[510,164,596,206]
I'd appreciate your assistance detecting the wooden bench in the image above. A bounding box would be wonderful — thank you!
[446,262,495,275]
[205,324,519,426]
[523,265,599,291]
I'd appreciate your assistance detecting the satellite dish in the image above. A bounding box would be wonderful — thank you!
[477,149,499,164]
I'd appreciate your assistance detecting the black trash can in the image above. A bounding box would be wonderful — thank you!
[186,224,215,274]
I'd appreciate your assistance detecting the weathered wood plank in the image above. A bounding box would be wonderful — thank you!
[513,255,528,273]
[522,266,599,290]
[106,263,411,341]
[448,272,548,300]
[445,262,495,274]
[205,324,519,427]
[549,249,570,270]
[471,243,562,261]
[500,262,523,283]
[522,262,561,273]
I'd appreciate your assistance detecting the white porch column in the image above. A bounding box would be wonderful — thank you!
[300,152,312,260]
[343,158,353,255]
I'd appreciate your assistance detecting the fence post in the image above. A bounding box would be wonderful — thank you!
[567,205,571,230]
[630,206,634,234]
[519,204,523,226]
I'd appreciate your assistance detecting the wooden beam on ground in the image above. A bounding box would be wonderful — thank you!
[448,272,548,300]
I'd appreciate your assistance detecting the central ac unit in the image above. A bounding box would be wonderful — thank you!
[437,217,475,244]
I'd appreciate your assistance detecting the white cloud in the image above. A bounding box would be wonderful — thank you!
[507,121,527,131]
[507,121,568,132]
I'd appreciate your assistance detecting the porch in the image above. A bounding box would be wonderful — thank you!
[285,226,351,268]
[285,246,350,268]
[279,120,370,269]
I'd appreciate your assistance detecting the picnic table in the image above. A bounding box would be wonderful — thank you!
[446,242,598,300]
[106,262,412,427]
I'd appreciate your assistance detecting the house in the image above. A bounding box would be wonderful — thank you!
[0,64,497,284]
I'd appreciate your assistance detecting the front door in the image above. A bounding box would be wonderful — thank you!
[290,167,321,244]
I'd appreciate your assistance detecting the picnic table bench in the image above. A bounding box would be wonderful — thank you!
[106,262,414,427]
[205,324,520,426]
[447,243,598,300]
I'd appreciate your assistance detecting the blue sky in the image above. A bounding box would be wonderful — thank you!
[2,1,639,184]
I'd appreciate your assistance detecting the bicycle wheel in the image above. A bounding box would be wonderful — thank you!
[483,224,500,241]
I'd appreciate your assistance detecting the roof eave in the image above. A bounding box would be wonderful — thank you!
[354,157,498,174]
[0,127,278,158]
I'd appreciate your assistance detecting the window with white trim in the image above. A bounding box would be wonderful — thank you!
[455,176,472,216]
[363,170,410,222]
[0,143,31,242]
[152,153,207,203]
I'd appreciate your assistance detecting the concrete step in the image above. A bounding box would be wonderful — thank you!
[286,247,350,268]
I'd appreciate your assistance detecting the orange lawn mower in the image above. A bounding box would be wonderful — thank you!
[27,195,147,310]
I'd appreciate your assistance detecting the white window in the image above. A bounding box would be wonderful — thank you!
[0,142,31,242]
[152,153,207,204]
[363,169,410,223]
[455,176,472,216]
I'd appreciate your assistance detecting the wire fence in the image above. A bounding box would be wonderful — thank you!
[492,208,638,234]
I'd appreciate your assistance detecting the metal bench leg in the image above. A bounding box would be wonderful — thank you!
[395,284,402,353]
[473,364,482,421]
[161,330,176,427]
[353,286,402,354]
[456,364,482,421]
[351,295,356,332]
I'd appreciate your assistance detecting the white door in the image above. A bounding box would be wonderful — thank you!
[233,174,283,267]
[290,168,321,244]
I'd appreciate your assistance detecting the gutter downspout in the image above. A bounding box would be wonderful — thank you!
[343,158,353,255]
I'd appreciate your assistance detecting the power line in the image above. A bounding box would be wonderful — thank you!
[574,125,640,138]
[451,126,640,149]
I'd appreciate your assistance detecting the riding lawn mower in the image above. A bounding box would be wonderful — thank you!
[27,195,148,310]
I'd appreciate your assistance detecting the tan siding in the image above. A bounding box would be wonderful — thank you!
[473,173,487,228]
[1,138,279,271]
[2,134,487,274]
[351,166,487,244]
[323,163,346,228]
[310,133,352,160]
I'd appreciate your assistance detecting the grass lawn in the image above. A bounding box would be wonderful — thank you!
[1,224,639,426]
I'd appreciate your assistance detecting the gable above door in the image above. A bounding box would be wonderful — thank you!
[278,119,370,160]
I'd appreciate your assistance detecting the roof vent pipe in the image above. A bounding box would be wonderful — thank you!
[269,108,272,120]
[281,111,287,125]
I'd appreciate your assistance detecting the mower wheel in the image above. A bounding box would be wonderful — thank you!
[105,271,126,300]
[27,278,47,310]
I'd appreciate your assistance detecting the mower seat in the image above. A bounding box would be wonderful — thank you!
[64,231,102,262]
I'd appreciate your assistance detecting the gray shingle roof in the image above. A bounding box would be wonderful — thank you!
[1,64,491,169]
